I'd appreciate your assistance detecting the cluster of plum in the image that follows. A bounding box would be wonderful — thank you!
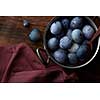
[47,17,95,65]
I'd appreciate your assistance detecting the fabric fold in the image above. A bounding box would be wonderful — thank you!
[0,43,78,82]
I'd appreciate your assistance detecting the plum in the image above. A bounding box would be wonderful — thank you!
[59,36,72,49]
[48,37,59,50]
[53,49,67,64]
[72,29,83,43]
[68,53,78,64]
[56,32,65,39]
[66,29,72,40]
[29,28,40,42]
[82,40,89,45]
[70,17,83,29]
[23,20,30,27]
[76,44,89,60]
[82,25,94,40]
[61,18,69,29]
[68,43,80,53]
[50,21,62,35]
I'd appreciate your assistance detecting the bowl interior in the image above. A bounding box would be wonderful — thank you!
[44,16,99,69]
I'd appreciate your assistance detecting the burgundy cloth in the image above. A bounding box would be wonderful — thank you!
[0,43,78,82]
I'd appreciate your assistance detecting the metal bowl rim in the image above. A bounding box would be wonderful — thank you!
[43,16,100,69]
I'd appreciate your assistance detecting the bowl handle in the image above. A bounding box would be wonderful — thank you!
[36,48,50,65]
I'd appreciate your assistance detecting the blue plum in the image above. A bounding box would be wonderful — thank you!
[70,17,83,29]
[59,36,72,49]
[66,29,72,40]
[61,18,69,29]
[76,44,89,60]
[72,29,83,43]
[82,40,89,45]
[23,20,30,27]
[29,28,40,42]
[56,32,65,39]
[53,49,67,64]
[48,37,59,50]
[68,53,78,64]
[68,43,80,53]
[82,25,94,40]
[50,21,62,35]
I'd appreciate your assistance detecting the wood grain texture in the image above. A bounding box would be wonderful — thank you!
[0,16,53,49]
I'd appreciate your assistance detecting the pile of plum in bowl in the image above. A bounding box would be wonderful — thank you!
[43,16,100,69]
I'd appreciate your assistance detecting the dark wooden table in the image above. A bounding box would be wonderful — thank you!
[0,16,100,82]
[0,16,53,48]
